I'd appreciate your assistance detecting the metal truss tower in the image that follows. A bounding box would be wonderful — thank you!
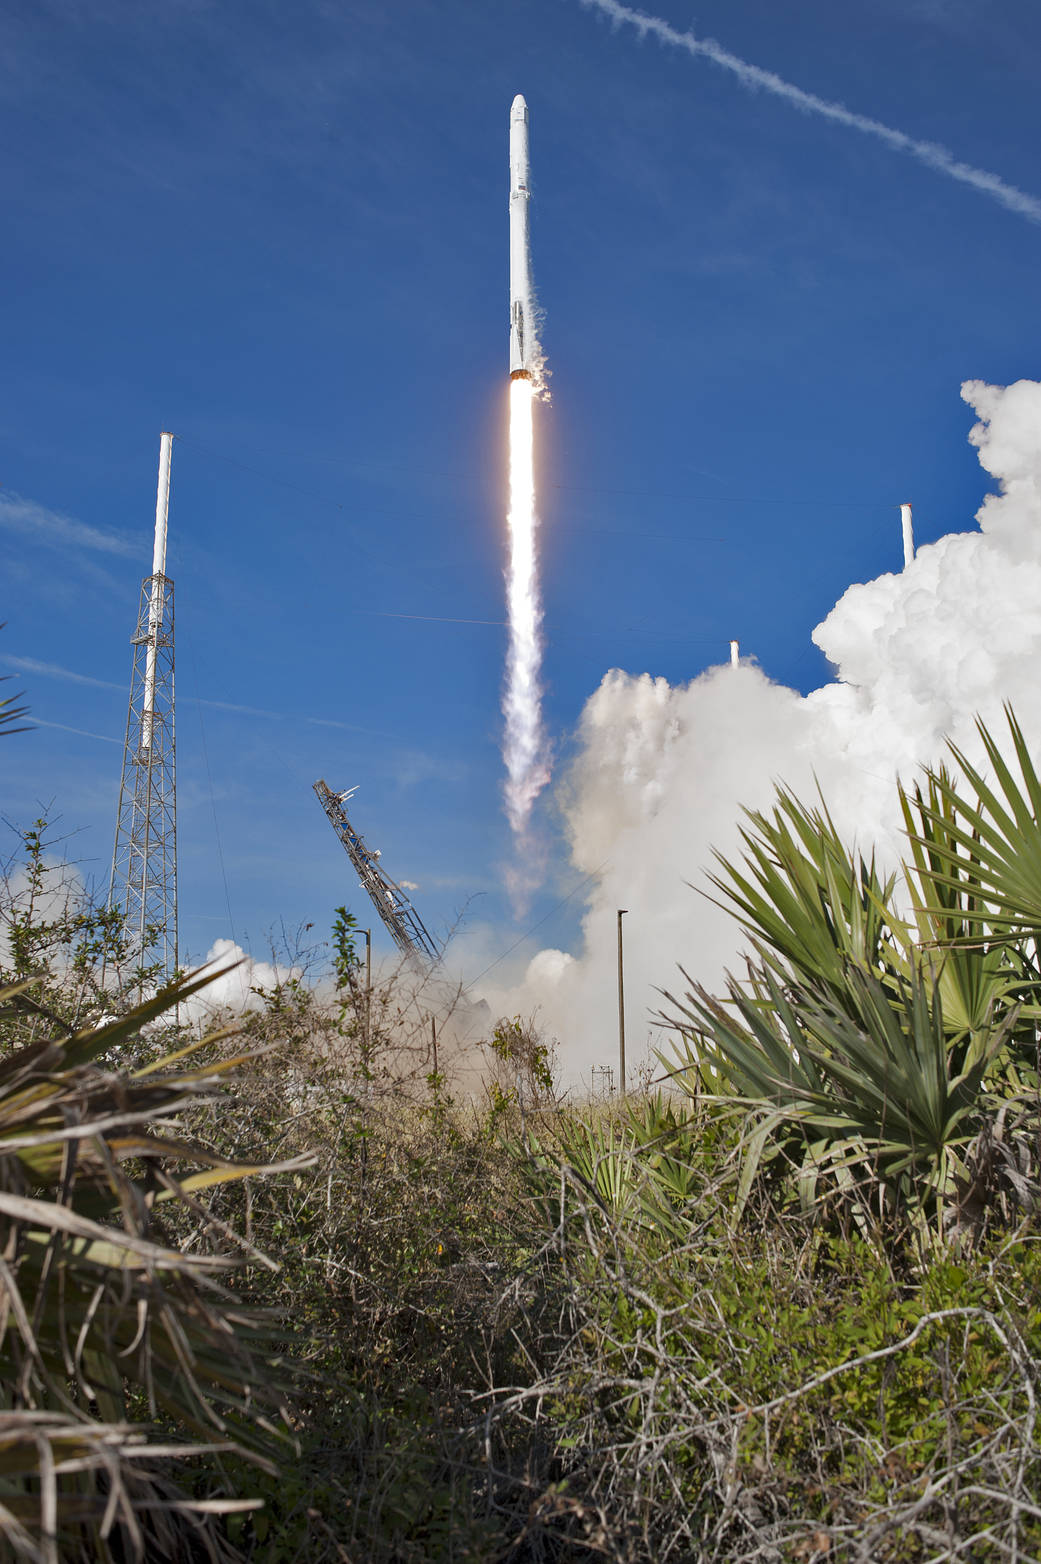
[313,780,440,964]
[108,433,178,978]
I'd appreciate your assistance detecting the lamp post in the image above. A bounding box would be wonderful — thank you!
[617,909,628,1095]
[361,928,372,1078]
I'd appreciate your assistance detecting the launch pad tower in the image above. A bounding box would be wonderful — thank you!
[313,780,440,964]
[108,433,178,978]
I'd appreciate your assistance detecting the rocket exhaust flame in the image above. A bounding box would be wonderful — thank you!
[502,95,550,884]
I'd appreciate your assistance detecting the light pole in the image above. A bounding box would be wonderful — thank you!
[617,909,628,1095]
[364,928,372,1067]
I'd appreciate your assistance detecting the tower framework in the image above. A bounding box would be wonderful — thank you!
[313,780,440,964]
[108,434,178,978]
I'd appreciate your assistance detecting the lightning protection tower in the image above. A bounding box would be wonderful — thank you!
[313,780,440,964]
[108,433,178,978]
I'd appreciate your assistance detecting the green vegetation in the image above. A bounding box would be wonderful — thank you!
[4,708,1041,1559]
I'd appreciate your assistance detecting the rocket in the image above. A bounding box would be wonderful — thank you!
[509,93,533,380]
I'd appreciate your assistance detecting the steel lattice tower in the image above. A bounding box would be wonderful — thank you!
[108,433,178,978]
[313,780,440,965]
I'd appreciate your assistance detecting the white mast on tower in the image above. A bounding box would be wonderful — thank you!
[108,433,178,981]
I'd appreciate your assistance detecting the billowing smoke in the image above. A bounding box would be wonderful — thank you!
[479,378,1041,1085]
[180,938,301,1022]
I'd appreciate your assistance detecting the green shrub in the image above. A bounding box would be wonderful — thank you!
[490,1148,1041,1561]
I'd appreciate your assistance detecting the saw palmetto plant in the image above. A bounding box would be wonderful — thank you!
[910,706,1041,939]
[665,955,1020,1234]
[0,968,311,1564]
[656,711,1041,1240]
[900,764,1041,1075]
[0,681,30,740]
[701,784,906,1007]
[518,1093,714,1250]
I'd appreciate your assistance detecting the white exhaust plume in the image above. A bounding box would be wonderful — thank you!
[901,502,915,568]
[476,378,1041,1084]
[178,939,301,1024]
[503,376,550,852]
[729,639,740,667]
[580,0,1041,226]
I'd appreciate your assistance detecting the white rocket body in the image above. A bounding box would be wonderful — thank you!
[509,94,533,378]
[142,432,173,751]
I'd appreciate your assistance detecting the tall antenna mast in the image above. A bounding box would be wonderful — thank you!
[108,432,178,979]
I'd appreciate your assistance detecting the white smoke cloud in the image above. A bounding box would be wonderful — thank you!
[177,939,301,1027]
[477,378,1041,1086]
[580,0,1041,226]
[0,859,87,974]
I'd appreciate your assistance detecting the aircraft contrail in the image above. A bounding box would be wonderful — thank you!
[581,0,1041,225]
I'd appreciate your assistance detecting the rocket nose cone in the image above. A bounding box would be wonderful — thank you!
[511,93,528,117]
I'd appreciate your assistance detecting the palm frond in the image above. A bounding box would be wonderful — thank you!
[910,707,1041,935]
[0,973,315,1561]
[707,784,905,1006]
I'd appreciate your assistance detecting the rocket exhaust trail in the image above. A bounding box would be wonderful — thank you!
[504,373,548,835]
[503,95,550,883]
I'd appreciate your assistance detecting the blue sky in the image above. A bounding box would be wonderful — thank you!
[2,0,1039,976]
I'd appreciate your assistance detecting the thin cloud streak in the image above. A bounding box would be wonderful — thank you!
[581,0,1041,224]
[3,656,124,691]
[29,718,120,744]
[0,657,396,738]
[0,494,139,556]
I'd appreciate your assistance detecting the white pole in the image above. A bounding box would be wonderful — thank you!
[152,433,173,578]
[900,502,914,569]
[142,433,173,751]
[617,909,627,1094]
[730,639,740,667]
